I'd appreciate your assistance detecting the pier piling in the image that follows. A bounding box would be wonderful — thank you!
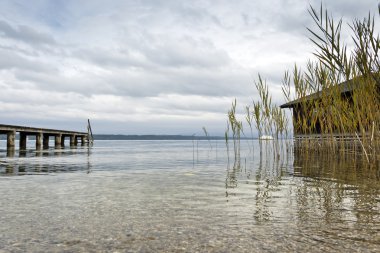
[36,133,43,150]
[19,132,27,150]
[7,131,15,150]
[43,134,49,149]
[81,136,85,145]
[55,134,62,148]
[70,135,76,146]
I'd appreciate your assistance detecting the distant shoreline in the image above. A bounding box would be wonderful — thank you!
[93,134,258,140]
[0,134,259,141]
[93,134,224,140]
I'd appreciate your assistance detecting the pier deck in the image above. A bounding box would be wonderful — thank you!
[0,124,89,151]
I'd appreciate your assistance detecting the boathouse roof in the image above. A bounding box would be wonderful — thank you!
[279,78,362,109]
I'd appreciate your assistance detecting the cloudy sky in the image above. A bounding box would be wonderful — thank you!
[0,0,378,135]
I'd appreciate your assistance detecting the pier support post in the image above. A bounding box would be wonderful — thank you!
[70,135,76,146]
[7,131,16,150]
[36,133,43,150]
[6,148,15,157]
[55,134,62,148]
[43,134,49,149]
[60,135,65,147]
[19,132,27,150]
[80,136,85,145]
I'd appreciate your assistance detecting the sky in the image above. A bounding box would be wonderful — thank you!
[0,0,378,135]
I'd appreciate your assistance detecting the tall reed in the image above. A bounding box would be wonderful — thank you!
[227,99,243,161]
[227,3,380,165]
[281,4,380,164]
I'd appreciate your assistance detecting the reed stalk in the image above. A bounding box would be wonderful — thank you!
[226,3,380,166]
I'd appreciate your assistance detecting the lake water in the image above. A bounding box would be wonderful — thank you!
[0,140,379,252]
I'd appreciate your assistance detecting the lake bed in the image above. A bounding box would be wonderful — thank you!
[0,140,379,252]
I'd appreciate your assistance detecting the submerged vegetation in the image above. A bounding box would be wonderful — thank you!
[227,4,380,165]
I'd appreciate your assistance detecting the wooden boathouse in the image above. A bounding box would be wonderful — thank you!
[279,76,380,140]
[0,124,90,151]
[280,79,358,137]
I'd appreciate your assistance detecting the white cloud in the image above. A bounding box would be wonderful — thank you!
[0,20,56,45]
[0,0,377,135]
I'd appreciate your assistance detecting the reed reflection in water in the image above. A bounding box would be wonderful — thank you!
[0,140,379,252]
[225,140,380,251]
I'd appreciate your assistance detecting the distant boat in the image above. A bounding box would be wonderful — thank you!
[259,135,274,140]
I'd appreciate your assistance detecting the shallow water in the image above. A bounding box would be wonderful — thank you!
[0,140,379,252]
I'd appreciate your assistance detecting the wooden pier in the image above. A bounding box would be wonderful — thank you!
[0,124,89,151]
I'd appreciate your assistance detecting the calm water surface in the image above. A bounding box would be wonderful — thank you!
[0,140,379,252]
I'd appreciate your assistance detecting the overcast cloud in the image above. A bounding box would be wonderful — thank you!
[0,0,378,135]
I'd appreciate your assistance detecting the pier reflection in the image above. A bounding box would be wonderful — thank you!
[0,146,92,176]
